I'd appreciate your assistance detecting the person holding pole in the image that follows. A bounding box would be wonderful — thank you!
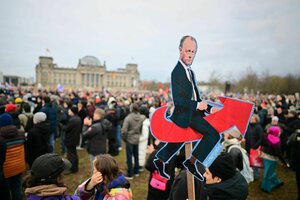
[154,35,222,181]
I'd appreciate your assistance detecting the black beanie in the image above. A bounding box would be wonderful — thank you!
[70,106,78,115]
[208,152,236,181]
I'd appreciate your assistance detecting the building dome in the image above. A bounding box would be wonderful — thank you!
[79,56,101,66]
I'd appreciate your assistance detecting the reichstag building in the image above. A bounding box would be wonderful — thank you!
[35,56,140,91]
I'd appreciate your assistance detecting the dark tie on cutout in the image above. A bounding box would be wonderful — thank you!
[188,68,196,100]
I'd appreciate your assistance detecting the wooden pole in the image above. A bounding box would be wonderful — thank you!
[185,142,195,200]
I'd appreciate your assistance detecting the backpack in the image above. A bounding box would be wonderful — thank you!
[24,114,34,133]
[103,188,133,200]
[228,144,254,183]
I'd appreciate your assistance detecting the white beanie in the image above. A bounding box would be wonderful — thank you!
[272,116,279,122]
[34,112,47,124]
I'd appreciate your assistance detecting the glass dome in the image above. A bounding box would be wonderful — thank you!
[79,56,101,66]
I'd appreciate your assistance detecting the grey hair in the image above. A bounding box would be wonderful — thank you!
[179,35,198,50]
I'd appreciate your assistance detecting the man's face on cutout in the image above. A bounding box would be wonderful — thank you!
[179,37,197,66]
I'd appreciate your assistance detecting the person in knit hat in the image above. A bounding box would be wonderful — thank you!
[5,103,17,112]
[5,103,21,129]
[26,112,51,168]
[260,126,289,193]
[0,113,25,200]
[0,113,13,127]
[204,152,248,200]
[33,112,47,124]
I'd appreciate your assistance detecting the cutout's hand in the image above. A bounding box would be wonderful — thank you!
[211,107,221,114]
[197,102,208,110]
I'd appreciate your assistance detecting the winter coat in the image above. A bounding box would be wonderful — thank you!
[7,111,21,129]
[77,174,132,200]
[40,102,57,136]
[121,112,145,144]
[287,129,300,171]
[78,108,88,125]
[204,172,248,200]
[223,139,243,171]
[105,109,118,140]
[26,121,50,167]
[145,144,177,200]
[63,115,82,147]
[139,118,150,167]
[245,122,264,153]
[82,119,112,156]
[0,140,6,181]
[0,125,26,178]
[169,169,205,200]
[25,184,80,200]
[261,132,287,165]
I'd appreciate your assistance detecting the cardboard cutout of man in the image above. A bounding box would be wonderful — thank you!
[154,36,222,181]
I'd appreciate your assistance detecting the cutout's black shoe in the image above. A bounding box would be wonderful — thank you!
[183,159,205,181]
[153,158,170,179]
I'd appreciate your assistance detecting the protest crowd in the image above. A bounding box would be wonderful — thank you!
[0,85,299,200]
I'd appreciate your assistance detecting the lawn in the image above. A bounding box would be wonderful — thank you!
[62,142,297,200]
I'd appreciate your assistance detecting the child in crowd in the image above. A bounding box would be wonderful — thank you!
[77,154,132,200]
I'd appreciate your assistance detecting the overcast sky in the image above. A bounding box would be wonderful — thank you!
[0,0,299,82]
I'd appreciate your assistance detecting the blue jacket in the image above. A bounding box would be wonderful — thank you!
[40,102,57,137]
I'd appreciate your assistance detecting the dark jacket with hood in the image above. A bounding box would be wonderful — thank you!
[82,119,112,156]
[26,121,50,168]
[63,115,82,147]
[204,172,248,200]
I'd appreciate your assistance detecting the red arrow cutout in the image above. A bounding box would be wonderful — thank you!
[150,96,254,143]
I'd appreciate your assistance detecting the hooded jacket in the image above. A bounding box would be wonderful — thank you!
[121,112,145,144]
[26,121,50,167]
[205,172,248,200]
[82,119,112,156]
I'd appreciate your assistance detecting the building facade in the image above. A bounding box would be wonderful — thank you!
[0,72,33,87]
[35,56,140,91]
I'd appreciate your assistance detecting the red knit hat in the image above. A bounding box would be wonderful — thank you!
[5,103,17,112]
